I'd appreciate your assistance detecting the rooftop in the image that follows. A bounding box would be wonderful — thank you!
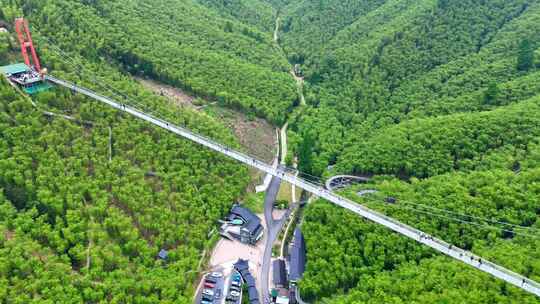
[233,259,259,304]
[230,204,263,237]
[231,205,260,224]
[272,259,287,286]
[289,228,306,281]
[158,249,168,260]
[0,63,30,76]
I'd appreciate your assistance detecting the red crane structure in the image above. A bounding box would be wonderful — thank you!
[14,17,42,73]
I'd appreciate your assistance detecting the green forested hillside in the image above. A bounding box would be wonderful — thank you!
[284,0,540,175]
[196,0,276,31]
[0,0,265,301]
[275,0,388,62]
[337,98,540,178]
[1,0,540,303]
[0,61,249,303]
[269,0,540,303]
[3,0,297,124]
[300,160,540,302]
[0,54,252,301]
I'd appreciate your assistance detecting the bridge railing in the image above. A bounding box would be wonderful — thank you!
[45,75,540,297]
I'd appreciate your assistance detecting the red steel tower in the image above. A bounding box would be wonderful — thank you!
[14,17,42,73]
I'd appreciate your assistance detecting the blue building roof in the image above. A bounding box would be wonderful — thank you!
[289,228,306,281]
[273,259,287,286]
[0,63,30,76]
[248,286,259,301]
[233,259,259,304]
[231,205,260,225]
[158,249,168,260]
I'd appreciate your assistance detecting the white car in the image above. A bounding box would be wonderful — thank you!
[203,289,215,297]
[229,291,240,297]
[210,272,223,278]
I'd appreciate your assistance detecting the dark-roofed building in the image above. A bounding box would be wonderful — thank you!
[244,274,256,287]
[289,228,306,284]
[222,204,264,245]
[234,258,249,272]
[248,286,259,303]
[234,259,260,304]
[273,259,287,288]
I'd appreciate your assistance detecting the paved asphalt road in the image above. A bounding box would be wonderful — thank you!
[260,175,282,303]
[260,171,299,304]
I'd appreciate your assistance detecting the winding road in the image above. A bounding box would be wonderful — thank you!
[325,175,370,191]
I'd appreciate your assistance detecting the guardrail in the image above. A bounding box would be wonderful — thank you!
[45,75,540,297]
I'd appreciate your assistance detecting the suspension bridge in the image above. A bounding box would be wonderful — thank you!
[44,74,540,297]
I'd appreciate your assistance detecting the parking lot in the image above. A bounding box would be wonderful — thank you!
[195,268,244,304]
[195,272,225,304]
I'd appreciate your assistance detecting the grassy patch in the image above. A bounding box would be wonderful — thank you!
[241,192,265,214]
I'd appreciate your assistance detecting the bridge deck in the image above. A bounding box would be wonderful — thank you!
[45,75,540,297]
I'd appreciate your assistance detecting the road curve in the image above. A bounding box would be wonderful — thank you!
[325,175,370,191]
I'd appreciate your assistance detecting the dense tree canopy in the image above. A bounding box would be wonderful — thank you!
[3,0,298,125]
[267,1,540,303]
[1,0,540,303]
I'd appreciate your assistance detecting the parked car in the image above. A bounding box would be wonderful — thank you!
[229,286,240,292]
[229,291,240,297]
[231,280,240,287]
[205,277,217,284]
[203,289,215,297]
[200,300,212,304]
[202,296,213,302]
[210,272,223,278]
[204,282,215,289]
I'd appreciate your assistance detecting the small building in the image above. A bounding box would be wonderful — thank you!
[158,249,168,260]
[221,204,264,245]
[288,228,306,285]
[234,259,260,304]
[0,63,51,94]
[272,259,287,288]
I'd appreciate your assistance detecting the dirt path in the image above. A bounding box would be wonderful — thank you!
[273,15,306,107]
[290,70,306,106]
